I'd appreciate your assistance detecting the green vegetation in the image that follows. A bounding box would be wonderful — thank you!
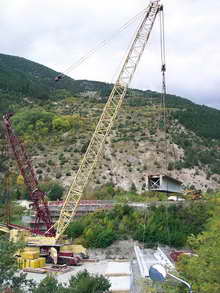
[0,237,34,293]
[32,270,111,293]
[173,104,220,140]
[66,221,86,239]
[10,108,87,141]
[85,183,169,202]
[174,195,220,293]
[46,183,64,201]
[66,203,211,248]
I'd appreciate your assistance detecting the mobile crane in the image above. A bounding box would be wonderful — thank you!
[2,0,163,264]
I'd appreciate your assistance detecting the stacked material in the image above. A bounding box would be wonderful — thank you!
[105,262,131,293]
[60,244,87,256]
[17,247,45,269]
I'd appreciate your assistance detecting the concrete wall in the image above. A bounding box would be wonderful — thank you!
[108,276,131,293]
[105,262,131,293]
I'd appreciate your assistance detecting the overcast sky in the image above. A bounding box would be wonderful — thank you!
[1,0,219,108]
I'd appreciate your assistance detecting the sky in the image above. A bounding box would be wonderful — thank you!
[0,0,219,108]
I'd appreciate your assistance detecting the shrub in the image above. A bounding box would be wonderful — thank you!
[47,183,64,200]
[65,221,86,239]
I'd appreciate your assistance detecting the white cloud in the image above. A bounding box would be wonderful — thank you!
[0,0,219,107]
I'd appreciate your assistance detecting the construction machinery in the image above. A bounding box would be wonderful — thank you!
[184,189,203,200]
[3,112,55,237]
[1,0,163,267]
[54,0,163,241]
[2,113,83,265]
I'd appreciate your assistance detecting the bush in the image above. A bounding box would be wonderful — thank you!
[33,270,111,293]
[65,221,86,239]
[68,270,111,293]
[47,183,64,201]
[55,172,62,179]
[84,225,117,248]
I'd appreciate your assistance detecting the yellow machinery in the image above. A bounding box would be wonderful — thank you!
[184,189,203,200]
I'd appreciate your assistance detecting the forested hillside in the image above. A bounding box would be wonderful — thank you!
[1,53,220,196]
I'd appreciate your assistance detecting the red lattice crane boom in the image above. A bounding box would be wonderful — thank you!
[3,113,55,236]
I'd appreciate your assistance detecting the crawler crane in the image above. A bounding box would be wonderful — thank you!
[2,0,164,263]
[54,0,163,241]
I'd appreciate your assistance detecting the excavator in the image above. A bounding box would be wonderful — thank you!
[0,0,164,266]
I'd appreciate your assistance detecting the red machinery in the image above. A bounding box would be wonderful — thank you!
[3,112,56,237]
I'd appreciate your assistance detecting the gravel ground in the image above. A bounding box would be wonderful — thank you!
[88,239,136,260]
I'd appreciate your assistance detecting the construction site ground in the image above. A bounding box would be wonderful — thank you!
[25,260,145,293]
[24,240,145,292]
[24,240,174,292]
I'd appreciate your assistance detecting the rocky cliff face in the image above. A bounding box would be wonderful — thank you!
[24,100,220,193]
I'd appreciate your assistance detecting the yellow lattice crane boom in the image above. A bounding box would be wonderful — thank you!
[54,1,162,241]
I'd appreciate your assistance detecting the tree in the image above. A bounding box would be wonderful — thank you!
[130,182,137,193]
[65,221,85,239]
[95,229,117,248]
[0,236,34,293]
[68,270,111,293]
[47,183,64,201]
[33,270,111,293]
[52,117,70,131]
[32,275,65,293]
[176,200,220,293]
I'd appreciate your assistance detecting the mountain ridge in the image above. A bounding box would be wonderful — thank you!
[1,53,220,194]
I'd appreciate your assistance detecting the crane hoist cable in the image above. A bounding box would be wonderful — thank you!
[140,4,169,247]
[54,8,147,81]
[159,5,168,172]
[159,8,172,245]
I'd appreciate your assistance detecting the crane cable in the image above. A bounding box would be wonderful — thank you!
[54,8,147,81]
[159,6,172,246]
[159,5,168,172]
